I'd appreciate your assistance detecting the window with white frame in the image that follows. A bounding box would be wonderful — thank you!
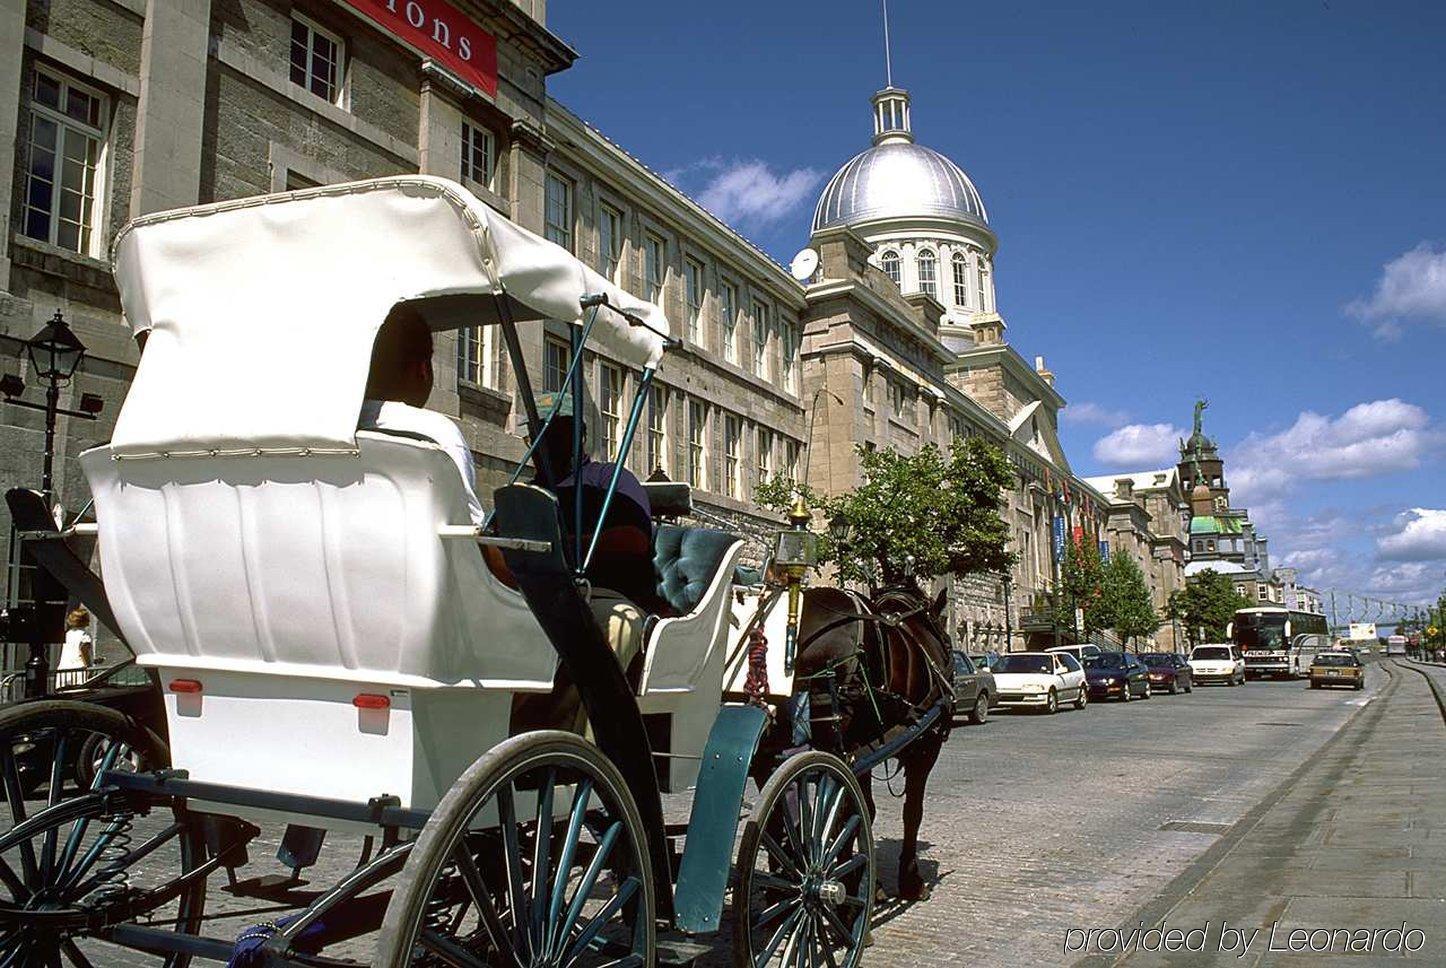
[598,362,624,460]
[880,250,901,287]
[780,320,798,393]
[888,379,907,416]
[720,281,739,364]
[22,67,107,255]
[752,301,770,379]
[687,399,708,489]
[647,384,669,476]
[644,234,665,303]
[757,426,774,483]
[976,256,989,310]
[951,252,969,307]
[599,204,623,283]
[289,15,345,105]
[723,414,742,498]
[460,122,494,189]
[684,258,704,343]
[544,174,573,250]
[543,335,571,393]
[457,326,498,388]
[917,249,937,299]
[782,438,800,479]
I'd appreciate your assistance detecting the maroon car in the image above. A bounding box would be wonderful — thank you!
[1140,652,1193,694]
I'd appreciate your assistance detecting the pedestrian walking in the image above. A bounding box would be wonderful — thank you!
[56,606,94,688]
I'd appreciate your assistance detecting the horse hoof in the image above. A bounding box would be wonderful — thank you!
[898,877,931,901]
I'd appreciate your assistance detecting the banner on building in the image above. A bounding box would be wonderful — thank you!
[1099,540,1110,563]
[341,0,498,96]
[1052,515,1066,563]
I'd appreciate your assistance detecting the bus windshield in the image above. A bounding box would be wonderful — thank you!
[1233,612,1287,650]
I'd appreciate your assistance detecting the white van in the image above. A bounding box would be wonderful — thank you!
[1045,643,1102,667]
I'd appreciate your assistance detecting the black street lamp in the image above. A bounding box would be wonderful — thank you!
[1001,570,1014,653]
[2,311,103,698]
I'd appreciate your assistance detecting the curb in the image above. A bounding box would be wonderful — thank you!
[1396,658,1446,724]
[1069,660,1401,968]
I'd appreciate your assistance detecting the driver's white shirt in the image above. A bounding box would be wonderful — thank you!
[358,400,484,525]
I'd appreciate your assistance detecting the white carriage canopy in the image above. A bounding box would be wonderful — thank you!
[108,176,671,457]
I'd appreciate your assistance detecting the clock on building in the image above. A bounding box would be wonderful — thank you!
[1213,495,1228,512]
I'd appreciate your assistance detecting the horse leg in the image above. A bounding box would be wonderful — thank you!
[896,735,943,901]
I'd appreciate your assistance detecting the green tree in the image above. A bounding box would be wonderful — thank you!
[755,437,1016,588]
[1056,537,1103,636]
[1168,569,1249,645]
[1098,553,1160,650]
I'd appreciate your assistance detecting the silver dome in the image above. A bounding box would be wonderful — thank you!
[811,141,989,234]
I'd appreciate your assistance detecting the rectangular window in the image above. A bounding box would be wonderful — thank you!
[780,321,798,392]
[976,260,988,311]
[952,255,969,306]
[543,335,571,394]
[647,384,669,476]
[685,258,704,343]
[457,326,498,388]
[289,14,344,105]
[599,205,623,283]
[460,122,494,189]
[888,380,907,415]
[782,438,801,479]
[544,173,573,250]
[752,301,771,379]
[687,399,708,490]
[598,362,624,460]
[720,282,739,364]
[757,427,774,484]
[723,414,742,499]
[22,67,107,255]
[644,234,665,303]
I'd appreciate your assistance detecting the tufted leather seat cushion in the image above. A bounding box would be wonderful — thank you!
[653,525,739,615]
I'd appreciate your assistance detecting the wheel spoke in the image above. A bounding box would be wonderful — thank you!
[65,820,182,895]
[756,893,801,926]
[495,782,530,961]
[545,777,593,959]
[529,767,556,956]
[561,873,638,967]
[452,841,523,968]
[756,907,804,967]
[59,939,96,968]
[760,831,802,882]
[795,778,815,869]
[88,739,124,791]
[828,853,867,881]
[0,855,25,898]
[556,820,622,961]
[40,731,70,881]
[418,927,488,967]
[754,872,800,895]
[814,778,845,850]
[816,903,856,952]
[0,748,38,886]
[778,907,807,968]
[820,816,860,872]
[817,917,841,968]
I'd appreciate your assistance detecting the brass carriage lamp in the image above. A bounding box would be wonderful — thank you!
[772,493,818,674]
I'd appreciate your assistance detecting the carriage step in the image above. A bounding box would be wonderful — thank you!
[656,931,712,965]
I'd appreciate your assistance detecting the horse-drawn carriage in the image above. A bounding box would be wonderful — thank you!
[0,177,950,966]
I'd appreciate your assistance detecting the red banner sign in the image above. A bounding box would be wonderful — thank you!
[340,0,497,97]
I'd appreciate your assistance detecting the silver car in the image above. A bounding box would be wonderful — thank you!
[951,651,997,725]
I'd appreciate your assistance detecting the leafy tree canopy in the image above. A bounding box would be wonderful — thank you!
[756,437,1016,588]
[1097,552,1159,648]
[1168,569,1249,645]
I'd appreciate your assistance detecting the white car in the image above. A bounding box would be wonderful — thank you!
[1189,644,1246,686]
[993,651,1088,714]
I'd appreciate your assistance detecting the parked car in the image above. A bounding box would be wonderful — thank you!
[1309,651,1365,690]
[1140,652,1193,694]
[966,650,1001,673]
[993,651,1088,714]
[950,651,997,724]
[1045,643,1102,668]
[1084,651,1151,701]
[1189,644,1247,686]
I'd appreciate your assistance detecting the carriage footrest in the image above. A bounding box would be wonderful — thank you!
[656,931,712,966]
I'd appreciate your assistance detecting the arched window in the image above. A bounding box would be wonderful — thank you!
[976,256,989,311]
[917,249,937,298]
[880,250,900,287]
[951,252,969,307]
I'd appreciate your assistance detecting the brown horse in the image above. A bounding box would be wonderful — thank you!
[784,583,955,900]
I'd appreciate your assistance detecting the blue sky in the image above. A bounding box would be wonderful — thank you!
[549,1,1446,608]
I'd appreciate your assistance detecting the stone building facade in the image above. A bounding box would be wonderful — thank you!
[1,0,1105,657]
[1083,469,1189,650]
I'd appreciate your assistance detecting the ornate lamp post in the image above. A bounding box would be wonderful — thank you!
[2,311,103,697]
[772,493,819,675]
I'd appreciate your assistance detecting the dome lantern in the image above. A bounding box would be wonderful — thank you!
[872,87,913,145]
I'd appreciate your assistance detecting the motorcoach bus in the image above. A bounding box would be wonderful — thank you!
[1228,606,1330,678]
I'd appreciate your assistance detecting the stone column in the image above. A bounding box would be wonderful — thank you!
[130,0,211,216]
[0,0,27,290]
[418,75,464,178]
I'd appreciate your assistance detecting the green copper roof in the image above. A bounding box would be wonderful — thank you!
[1190,515,1244,535]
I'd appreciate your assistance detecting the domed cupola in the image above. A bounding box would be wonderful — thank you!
[811,87,990,235]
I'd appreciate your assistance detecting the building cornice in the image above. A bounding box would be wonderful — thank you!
[803,278,952,366]
[947,342,1068,411]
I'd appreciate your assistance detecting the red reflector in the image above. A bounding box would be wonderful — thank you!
[169,679,203,694]
[353,693,390,709]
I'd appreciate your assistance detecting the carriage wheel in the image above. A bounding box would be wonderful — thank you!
[0,700,205,967]
[733,751,874,968]
[376,730,656,967]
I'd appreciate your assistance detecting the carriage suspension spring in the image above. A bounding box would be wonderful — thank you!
[423,862,463,935]
[82,811,135,904]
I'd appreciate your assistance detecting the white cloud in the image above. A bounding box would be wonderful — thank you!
[1377,508,1446,562]
[1347,243,1446,339]
[1091,423,1185,467]
[686,160,823,230]
[1361,562,1444,604]
[1229,399,1439,507]
[1062,401,1131,427]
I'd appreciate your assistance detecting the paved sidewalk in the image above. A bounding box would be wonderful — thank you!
[1075,661,1446,966]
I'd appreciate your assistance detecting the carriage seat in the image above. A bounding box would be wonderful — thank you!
[652,525,739,616]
